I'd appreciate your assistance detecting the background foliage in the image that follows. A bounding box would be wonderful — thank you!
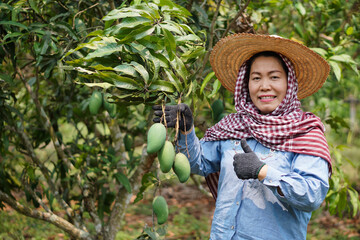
[0,0,359,239]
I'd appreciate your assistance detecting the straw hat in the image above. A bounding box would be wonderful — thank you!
[209,33,330,99]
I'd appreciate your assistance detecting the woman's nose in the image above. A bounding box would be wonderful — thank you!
[260,79,271,90]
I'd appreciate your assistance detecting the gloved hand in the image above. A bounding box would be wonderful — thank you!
[152,103,193,132]
[233,139,266,180]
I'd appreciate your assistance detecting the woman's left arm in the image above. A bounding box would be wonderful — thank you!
[261,154,330,212]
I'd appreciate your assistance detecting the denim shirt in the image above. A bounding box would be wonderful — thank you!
[177,129,329,240]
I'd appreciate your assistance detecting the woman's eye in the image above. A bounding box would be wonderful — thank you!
[252,77,260,81]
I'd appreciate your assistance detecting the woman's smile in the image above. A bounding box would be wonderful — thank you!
[258,95,277,102]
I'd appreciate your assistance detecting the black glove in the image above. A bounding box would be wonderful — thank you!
[152,103,193,132]
[233,139,266,180]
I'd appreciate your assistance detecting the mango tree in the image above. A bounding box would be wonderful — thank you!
[0,0,205,239]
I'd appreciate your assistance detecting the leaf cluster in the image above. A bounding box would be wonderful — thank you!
[66,0,205,104]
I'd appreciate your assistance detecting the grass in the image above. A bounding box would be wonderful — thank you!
[0,210,68,240]
[341,146,360,184]
[307,208,360,240]
[0,192,358,240]
[0,172,358,240]
[116,182,214,239]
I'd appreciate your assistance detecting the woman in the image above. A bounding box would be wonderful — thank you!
[153,33,332,240]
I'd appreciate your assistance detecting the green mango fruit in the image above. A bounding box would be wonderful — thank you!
[106,102,117,118]
[173,152,191,183]
[211,99,224,120]
[147,123,166,154]
[216,112,227,122]
[124,134,133,152]
[103,93,117,118]
[152,196,168,225]
[158,141,175,173]
[89,91,103,115]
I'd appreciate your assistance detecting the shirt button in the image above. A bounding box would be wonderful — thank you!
[236,202,239,205]
[231,226,234,229]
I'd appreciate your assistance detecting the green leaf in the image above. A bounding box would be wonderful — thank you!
[151,57,161,81]
[310,48,327,57]
[163,28,176,61]
[329,54,356,64]
[96,72,141,90]
[345,26,353,35]
[185,80,194,98]
[105,17,152,34]
[348,188,360,217]
[295,2,306,16]
[130,61,149,84]
[131,4,160,20]
[149,80,175,93]
[85,43,123,60]
[54,22,79,41]
[159,22,182,35]
[250,10,262,23]
[179,23,195,34]
[208,79,221,98]
[329,60,341,81]
[90,65,115,71]
[157,0,191,17]
[114,172,132,193]
[3,32,23,42]
[329,193,340,215]
[77,82,115,90]
[133,172,157,204]
[294,23,304,39]
[200,72,215,95]
[103,10,141,21]
[170,56,188,83]
[28,0,40,14]
[337,189,348,217]
[144,227,159,239]
[137,36,163,51]
[148,49,169,68]
[120,25,155,43]
[0,20,28,31]
[175,34,202,43]
[114,64,139,77]
[164,68,182,92]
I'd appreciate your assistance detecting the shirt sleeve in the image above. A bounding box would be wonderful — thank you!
[176,128,221,176]
[262,154,330,212]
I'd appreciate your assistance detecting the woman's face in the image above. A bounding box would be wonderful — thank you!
[248,56,288,114]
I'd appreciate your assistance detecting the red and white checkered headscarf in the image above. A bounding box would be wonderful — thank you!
[203,54,332,200]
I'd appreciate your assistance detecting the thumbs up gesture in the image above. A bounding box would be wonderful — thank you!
[233,139,266,180]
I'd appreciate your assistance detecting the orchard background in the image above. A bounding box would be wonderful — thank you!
[0,0,359,239]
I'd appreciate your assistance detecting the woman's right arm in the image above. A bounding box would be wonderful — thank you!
[176,128,222,176]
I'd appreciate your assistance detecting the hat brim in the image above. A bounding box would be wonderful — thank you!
[209,33,330,99]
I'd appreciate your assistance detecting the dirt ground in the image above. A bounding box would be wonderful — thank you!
[1,181,359,239]
[124,181,360,239]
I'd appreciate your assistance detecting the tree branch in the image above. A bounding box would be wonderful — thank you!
[105,114,127,167]
[107,146,156,240]
[0,190,92,240]
[17,67,73,171]
[221,0,251,38]
[198,0,222,79]
[198,0,251,80]
[22,176,52,213]
[12,125,75,221]
[16,66,84,227]
[83,183,102,236]
[16,67,82,188]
